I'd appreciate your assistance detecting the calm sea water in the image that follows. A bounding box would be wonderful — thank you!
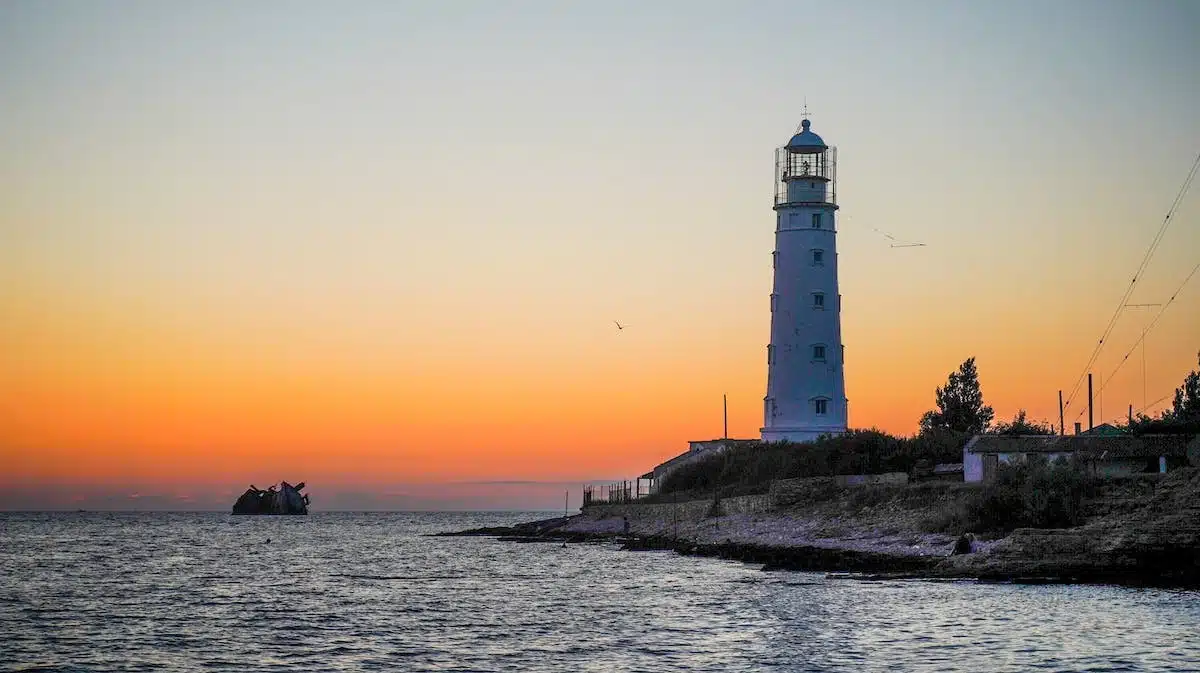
[2,512,1198,672]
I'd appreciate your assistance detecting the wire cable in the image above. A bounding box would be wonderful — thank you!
[1073,261,1200,423]
[1062,150,1200,413]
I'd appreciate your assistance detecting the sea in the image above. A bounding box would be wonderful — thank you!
[2,512,1198,672]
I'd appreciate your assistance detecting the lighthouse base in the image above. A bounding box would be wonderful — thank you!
[760,425,847,444]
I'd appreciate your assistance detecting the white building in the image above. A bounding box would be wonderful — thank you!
[761,117,849,443]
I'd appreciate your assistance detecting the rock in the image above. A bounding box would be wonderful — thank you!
[951,533,975,555]
[432,516,575,537]
[937,469,1200,586]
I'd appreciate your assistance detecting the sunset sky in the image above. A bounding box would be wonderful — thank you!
[3,0,1198,510]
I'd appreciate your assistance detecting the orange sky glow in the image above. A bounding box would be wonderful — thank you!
[2,2,1198,509]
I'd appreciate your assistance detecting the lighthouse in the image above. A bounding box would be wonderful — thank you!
[761,116,848,443]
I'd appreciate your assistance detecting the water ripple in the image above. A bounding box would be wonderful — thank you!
[2,511,1199,672]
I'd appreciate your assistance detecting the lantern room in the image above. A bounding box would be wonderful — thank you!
[775,118,838,207]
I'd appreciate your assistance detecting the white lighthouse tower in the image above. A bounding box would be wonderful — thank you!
[761,116,848,443]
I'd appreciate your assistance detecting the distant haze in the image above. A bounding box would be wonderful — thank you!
[1,480,591,512]
[2,1,1198,509]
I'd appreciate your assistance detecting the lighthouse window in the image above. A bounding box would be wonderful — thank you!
[770,294,778,312]
[812,249,824,265]
[812,292,825,309]
[767,345,775,364]
[773,251,779,269]
[814,399,828,415]
[812,213,822,229]
[812,345,826,361]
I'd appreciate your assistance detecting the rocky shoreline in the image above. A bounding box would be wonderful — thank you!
[440,520,1198,588]
[439,469,1200,589]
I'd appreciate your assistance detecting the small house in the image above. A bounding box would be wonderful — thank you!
[962,434,1199,483]
[1081,422,1126,436]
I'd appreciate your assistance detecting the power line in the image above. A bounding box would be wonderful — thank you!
[1064,150,1199,412]
[1062,150,1200,414]
[1089,263,1198,404]
[1136,392,1175,418]
[1074,262,1200,423]
[1122,303,1163,412]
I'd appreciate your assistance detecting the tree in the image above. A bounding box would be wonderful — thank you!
[1166,351,1200,422]
[919,357,994,435]
[1128,351,1200,435]
[990,409,1056,436]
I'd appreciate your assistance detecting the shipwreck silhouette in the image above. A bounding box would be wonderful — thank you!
[232,481,310,515]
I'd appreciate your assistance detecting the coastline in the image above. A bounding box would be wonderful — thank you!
[440,469,1200,589]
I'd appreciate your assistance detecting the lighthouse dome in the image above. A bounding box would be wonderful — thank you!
[785,119,826,153]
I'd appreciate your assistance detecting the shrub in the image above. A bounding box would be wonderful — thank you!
[904,427,969,469]
[957,455,1094,533]
[1127,415,1200,436]
[655,428,973,498]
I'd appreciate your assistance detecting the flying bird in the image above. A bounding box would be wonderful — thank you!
[614,321,627,331]
[871,227,926,248]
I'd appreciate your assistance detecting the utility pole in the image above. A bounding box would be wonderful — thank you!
[1058,390,1065,436]
[723,394,728,439]
[1088,372,1094,431]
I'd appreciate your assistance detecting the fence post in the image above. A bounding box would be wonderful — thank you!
[673,490,678,539]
